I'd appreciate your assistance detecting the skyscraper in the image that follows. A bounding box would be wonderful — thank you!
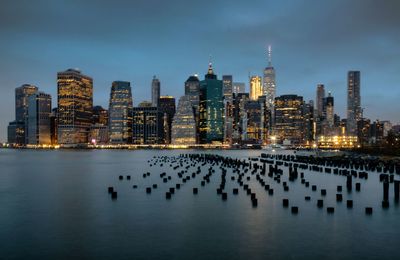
[171,95,196,145]
[108,81,133,144]
[151,76,160,107]
[347,71,361,135]
[184,75,200,110]
[316,84,325,118]
[325,92,334,128]
[263,45,276,110]
[57,69,93,145]
[199,63,224,144]
[26,92,52,145]
[8,84,38,145]
[90,106,109,144]
[15,84,38,123]
[132,106,163,144]
[158,96,176,144]
[274,95,305,145]
[223,75,233,144]
[250,76,262,101]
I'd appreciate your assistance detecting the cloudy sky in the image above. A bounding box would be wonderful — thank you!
[0,0,399,141]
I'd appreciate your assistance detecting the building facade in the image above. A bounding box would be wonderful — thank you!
[158,96,176,144]
[274,95,305,145]
[108,81,133,144]
[171,95,196,145]
[27,92,52,145]
[347,71,361,135]
[132,107,163,145]
[263,46,276,110]
[199,63,224,144]
[8,84,39,145]
[57,69,93,145]
[223,75,233,144]
[250,76,262,101]
[151,76,160,107]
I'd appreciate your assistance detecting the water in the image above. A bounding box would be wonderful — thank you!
[0,149,399,259]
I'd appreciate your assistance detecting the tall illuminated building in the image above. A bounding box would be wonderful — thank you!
[199,62,224,144]
[184,75,200,110]
[316,84,325,118]
[325,92,334,128]
[223,75,233,144]
[108,81,133,144]
[8,84,38,145]
[171,95,196,145]
[263,45,276,110]
[158,96,176,144]
[250,76,262,101]
[26,92,52,145]
[90,106,109,144]
[347,71,361,135]
[132,106,163,144]
[274,95,305,145]
[151,76,160,107]
[57,69,93,145]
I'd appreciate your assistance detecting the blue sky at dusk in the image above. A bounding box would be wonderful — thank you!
[0,0,399,141]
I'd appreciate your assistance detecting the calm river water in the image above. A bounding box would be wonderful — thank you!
[0,149,399,259]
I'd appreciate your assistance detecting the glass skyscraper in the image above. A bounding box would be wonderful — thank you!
[151,76,160,107]
[57,69,93,145]
[274,95,305,145]
[108,81,133,144]
[158,96,176,144]
[250,76,262,101]
[8,84,39,145]
[171,95,196,145]
[263,46,276,110]
[347,71,361,135]
[199,63,224,144]
[27,92,52,145]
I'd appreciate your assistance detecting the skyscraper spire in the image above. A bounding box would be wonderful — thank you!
[267,45,272,67]
[208,55,214,75]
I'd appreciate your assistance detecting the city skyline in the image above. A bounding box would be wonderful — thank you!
[1,0,400,141]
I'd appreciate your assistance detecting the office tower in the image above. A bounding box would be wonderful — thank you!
[7,121,25,145]
[151,76,160,107]
[90,106,109,145]
[7,84,39,145]
[263,45,276,110]
[92,106,109,125]
[250,76,262,101]
[199,62,224,144]
[15,84,38,123]
[223,75,233,145]
[184,75,200,110]
[232,93,249,144]
[158,96,176,144]
[243,100,263,144]
[57,69,93,145]
[257,95,270,144]
[303,100,315,143]
[233,82,245,94]
[138,101,153,107]
[132,107,164,144]
[26,92,52,145]
[347,71,361,135]
[316,84,325,118]
[325,92,334,128]
[274,95,305,145]
[171,95,196,145]
[108,81,133,144]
